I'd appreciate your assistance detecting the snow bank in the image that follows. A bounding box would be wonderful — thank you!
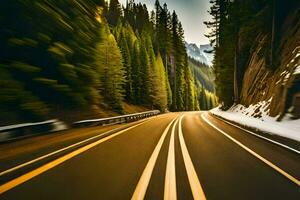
[210,102,300,142]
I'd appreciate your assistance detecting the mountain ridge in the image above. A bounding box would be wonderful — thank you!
[185,42,214,66]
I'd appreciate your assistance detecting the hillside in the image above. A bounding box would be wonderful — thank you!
[206,0,300,120]
[188,57,217,110]
[188,57,215,92]
[0,0,200,126]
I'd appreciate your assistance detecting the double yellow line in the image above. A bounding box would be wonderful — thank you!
[131,115,206,200]
[0,114,208,198]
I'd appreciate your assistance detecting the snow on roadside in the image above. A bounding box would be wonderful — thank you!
[210,102,300,142]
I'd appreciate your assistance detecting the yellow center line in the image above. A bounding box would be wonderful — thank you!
[164,118,179,200]
[201,113,300,187]
[131,117,178,200]
[0,115,165,177]
[0,121,148,194]
[178,115,206,200]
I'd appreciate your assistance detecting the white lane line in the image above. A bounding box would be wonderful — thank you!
[178,115,206,200]
[210,113,300,155]
[131,117,177,200]
[0,121,149,194]
[201,114,300,187]
[0,130,118,177]
[164,118,179,200]
[0,117,156,177]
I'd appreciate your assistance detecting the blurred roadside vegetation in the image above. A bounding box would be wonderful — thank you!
[0,0,217,126]
[0,0,114,124]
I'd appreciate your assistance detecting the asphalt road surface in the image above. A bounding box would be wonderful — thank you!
[0,112,299,200]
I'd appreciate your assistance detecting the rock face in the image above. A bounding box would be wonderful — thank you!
[240,9,300,119]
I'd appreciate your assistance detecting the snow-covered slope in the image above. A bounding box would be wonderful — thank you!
[185,42,214,66]
[211,100,300,142]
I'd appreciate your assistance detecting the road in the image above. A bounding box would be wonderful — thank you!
[0,112,299,199]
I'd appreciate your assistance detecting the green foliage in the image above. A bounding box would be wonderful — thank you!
[139,37,151,105]
[114,21,137,102]
[152,53,168,111]
[131,41,142,103]
[0,68,49,121]
[169,11,193,111]
[0,0,125,123]
[205,0,292,109]
[96,27,125,111]
[189,58,215,92]
[107,0,122,26]
[0,0,203,124]
[114,0,200,112]
[189,58,218,110]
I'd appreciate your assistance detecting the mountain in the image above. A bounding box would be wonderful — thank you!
[185,42,214,66]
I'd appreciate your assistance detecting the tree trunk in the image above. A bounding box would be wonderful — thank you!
[270,0,276,68]
[234,19,240,103]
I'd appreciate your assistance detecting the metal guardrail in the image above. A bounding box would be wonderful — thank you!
[0,120,59,143]
[73,110,160,128]
[0,110,160,143]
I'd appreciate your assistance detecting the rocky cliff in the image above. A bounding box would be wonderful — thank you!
[239,5,300,120]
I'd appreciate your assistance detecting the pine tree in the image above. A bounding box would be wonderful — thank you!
[139,35,151,104]
[96,27,125,111]
[0,0,206,124]
[0,0,106,122]
[131,41,142,103]
[119,35,133,102]
[153,53,168,111]
[107,0,122,26]
[155,2,172,65]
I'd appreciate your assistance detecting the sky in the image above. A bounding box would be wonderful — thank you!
[119,0,212,45]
